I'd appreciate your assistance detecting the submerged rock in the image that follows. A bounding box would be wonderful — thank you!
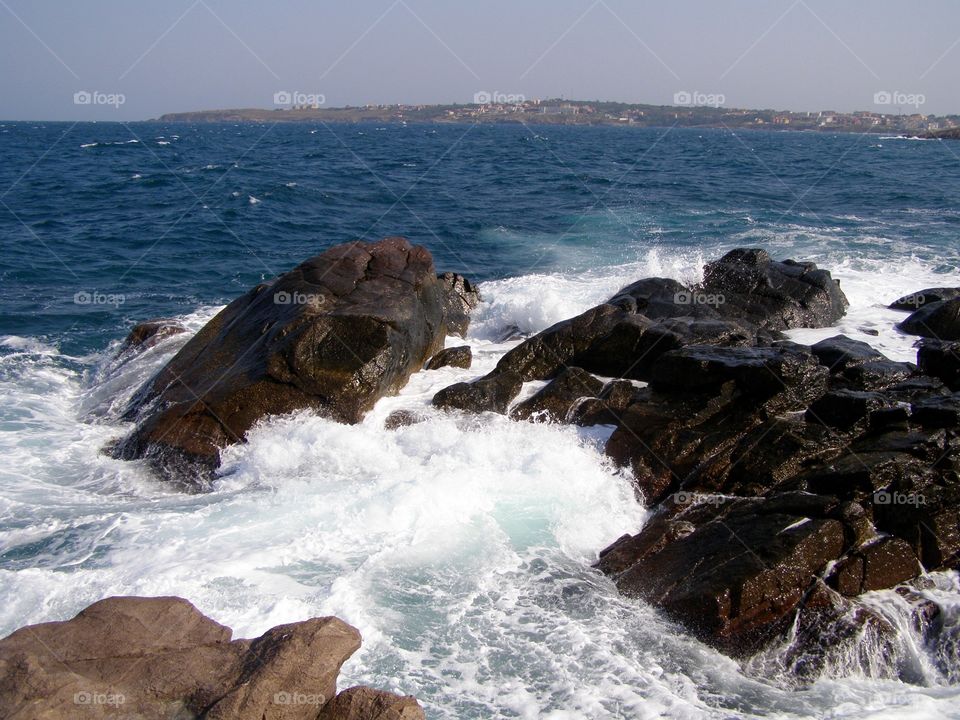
[0,596,422,719]
[112,238,476,486]
[425,345,472,370]
[119,319,187,355]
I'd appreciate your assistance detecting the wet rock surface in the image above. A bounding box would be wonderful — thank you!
[112,238,476,487]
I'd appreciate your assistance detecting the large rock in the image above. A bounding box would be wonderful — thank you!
[0,596,421,720]
[431,371,523,414]
[436,272,481,338]
[696,249,848,330]
[425,345,472,370]
[602,502,847,656]
[113,238,474,485]
[898,298,960,341]
[918,339,960,390]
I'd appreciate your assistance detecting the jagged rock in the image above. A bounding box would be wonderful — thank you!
[607,504,847,656]
[437,272,481,338]
[698,249,848,331]
[112,238,473,486]
[889,287,960,312]
[425,345,472,370]
[918,339,960,390]
[432,371,522,414]
[826,537,922,596]
[119,319,187,355]
[510,367,603,422]
[0,596,414,720]
[318,687,425,720]
[898,298,960,341]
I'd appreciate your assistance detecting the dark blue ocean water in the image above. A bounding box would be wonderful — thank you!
[1,122,958,354]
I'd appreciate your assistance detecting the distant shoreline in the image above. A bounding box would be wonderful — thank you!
[151,100,959,137]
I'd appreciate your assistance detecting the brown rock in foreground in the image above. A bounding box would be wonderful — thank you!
[113,237,476,487]
[0,596,424,720]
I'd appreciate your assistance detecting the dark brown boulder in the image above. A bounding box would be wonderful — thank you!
[572,379,638,426]
[425,345,472,370]
[610,505,847,656]
[112,238,473,486]
[510,367,603,422]
[319,686,426,720]
[432,371,523,414]
[0,596,379,720]
[810,335,886,371]
[898,298,960,341]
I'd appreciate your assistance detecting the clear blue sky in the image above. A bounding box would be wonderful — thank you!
[1,0,957,120]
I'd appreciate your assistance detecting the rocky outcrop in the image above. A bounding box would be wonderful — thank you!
[429,253,957,671]
[431,248,847,412]
[111,238,476,486]
[0,596,423,719]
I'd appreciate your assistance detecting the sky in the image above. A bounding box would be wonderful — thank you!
[0,0,958,120]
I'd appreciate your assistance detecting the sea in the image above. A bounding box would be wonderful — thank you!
[0,121,959,719]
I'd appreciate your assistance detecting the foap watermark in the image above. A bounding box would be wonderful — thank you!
[873,490,925,507]
[74,290,125,308]
[674,90,725,108]
[273,691,326,707]
[674,290,725,307]
[273,90,326,108]
[673,491,727,507]
[74,90,125,108]
[874,90,926,109]
[273,290,326,307]
[74,691,125,706]
[896,292,932,308]
[474,90,525,105]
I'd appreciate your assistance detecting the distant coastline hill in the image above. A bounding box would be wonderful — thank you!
[156,99,959,135]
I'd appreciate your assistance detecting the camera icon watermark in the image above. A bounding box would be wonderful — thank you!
[873,490,925,507]
[474,90,525,105]
[74,691,125,706]
[674,90,725,108]
[273,90,326,108]
[674,290,725,307]
[74,290,125,308]
[273,290,326,307]
[673,491,726,507]
[273,691,326,706]
[73,90,125,108]
[873,90,926,109]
